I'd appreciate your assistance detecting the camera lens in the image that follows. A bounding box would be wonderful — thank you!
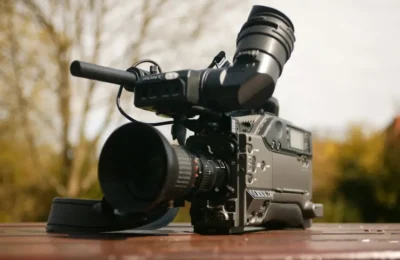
[98,122,229,214]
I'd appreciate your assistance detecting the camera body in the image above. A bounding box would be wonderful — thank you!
[131,68,323,234]
[182,112,322,234]
[47,5,324,235]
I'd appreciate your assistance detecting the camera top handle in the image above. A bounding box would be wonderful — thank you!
[70,61,139,87]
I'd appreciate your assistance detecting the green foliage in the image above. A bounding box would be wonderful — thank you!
[313,124,400,223]
[318,197,362,223]
[173,203,191,222]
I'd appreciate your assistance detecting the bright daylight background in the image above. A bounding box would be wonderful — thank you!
[0,0,399,223]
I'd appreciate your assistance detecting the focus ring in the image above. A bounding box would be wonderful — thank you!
[170,146,193,197]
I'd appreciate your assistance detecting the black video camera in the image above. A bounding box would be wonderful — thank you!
[46,5,323,235]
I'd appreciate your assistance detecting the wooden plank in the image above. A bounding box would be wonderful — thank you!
[0,223,399,259]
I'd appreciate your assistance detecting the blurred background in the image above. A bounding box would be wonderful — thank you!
[1,0,400,223]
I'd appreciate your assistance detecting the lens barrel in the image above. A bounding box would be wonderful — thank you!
[235,5,295,75]
[98,122,229,214]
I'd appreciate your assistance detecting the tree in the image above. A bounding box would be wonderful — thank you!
[312,123,400,223]
[0,0,233,222]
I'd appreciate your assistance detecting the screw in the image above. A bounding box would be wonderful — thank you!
[261,161,266,170]
[247,174,254,184]
[247,144,253,153]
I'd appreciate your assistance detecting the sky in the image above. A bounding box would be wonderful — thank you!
[83,0,400,142]
[235,0,400,132]
[285,1,398,132]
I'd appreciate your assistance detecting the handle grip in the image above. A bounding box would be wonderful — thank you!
[70,60,138,86]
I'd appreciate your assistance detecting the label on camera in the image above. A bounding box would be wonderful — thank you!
[248,190,274,199]
[231,119,238,133]
[165,72,179,80]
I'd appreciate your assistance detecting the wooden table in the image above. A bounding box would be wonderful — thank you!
[0,223,400,259]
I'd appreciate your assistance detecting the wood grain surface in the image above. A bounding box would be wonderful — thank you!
[0,223,400,259]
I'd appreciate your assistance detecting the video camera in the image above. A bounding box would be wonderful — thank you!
[46,5,323,235]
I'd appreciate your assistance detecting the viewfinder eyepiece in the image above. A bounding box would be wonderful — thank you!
[235,5,295,73]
